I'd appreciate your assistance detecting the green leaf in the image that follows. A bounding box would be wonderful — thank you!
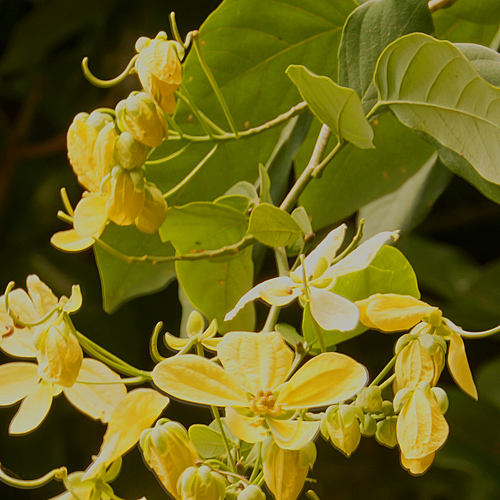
[338,0,434,111]
[358,153,452,239]
[258,164,273,205]
[297,112,436,230]
[160,202,254,333]
[94,225,176,314]
[286,65,374,149]
[303,245,420,348]
[188,424,226,458]
[248,203,302,247]
[437,0,500,25]
[148,0,356,204]
[456,43,500,87]
[275,323,304,349]
[375,33,500,185]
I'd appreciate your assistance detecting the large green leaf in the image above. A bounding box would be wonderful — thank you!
[358,153,452,239]
[94,225,176,314]
[286,65,374,149]
[374,33,500,185]
[434,10,498,45]
[160,202,254,333]
[302,245,420,348]
[436,0,500,25]
[297,112,436,230]
[456,43,500,87]
[338,0,434,111]
[148,0,356,203]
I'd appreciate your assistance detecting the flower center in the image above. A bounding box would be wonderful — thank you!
[249,389,282,417]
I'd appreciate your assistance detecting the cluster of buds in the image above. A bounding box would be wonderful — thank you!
[52,32,183,252]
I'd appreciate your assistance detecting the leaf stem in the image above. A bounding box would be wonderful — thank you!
[248,442,263,484]
[211,406,237,473]
[370,354,397,387]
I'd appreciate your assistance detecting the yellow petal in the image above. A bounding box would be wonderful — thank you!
[84,388,169,479]
[9,380,53,435]
[309,288,359,332]
[217,332,293,395]
[63,285,83,313]
[107,171,145,226]
[448,333,478,400]
[400,451,435,476]
[225,406,267,444]
[152,354,247,407]
[278,352,368,409]
[1,287,39,323]
[0,313,37,358]
[26,275,58,316]
[51,229,95,252]
[164,332,189,351]
[64,358,127,423]
[268,419,320,450]
[395,339,435,392]
[396,388,448,459]
[0,362,40,405]
[356,294,434,332]
[73,195,108,238]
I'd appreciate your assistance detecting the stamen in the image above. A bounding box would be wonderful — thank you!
[249,388,283,417]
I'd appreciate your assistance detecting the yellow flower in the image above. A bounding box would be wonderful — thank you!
[152,331,368,450]
[320,404,363,457]
[140,419,199,500]
[135,32,183,114]
[262,438,316,500]
[225,225,398,331]
[84,388,169,480]
[356,293,478,399]
[394,383,449,462]
[164,311,221,353]
[177,465,226,500]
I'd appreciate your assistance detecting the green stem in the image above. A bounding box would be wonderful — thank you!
[81,55,137,88]
[261,306,281,333]
[211,406,237,473]
[379,373,396,391]
[0,464,66,489]
[489,24,500,52]
[176,90,215,138]
[164,112,185,138]
[329,219,365,266]
[76,376,145,385]
[192,32,240,137]
[444,318,500,339]
[150,322,166,363]
[248,442,263,484]
[60,187,74,216]
[311,139,345,179]
[146,142,192,165]
[370,354,397,387]
[177,337,199,355]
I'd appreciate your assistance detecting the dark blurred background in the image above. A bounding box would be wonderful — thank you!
[1,1,500,499]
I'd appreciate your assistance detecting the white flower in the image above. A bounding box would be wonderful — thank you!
[225,225,398,331]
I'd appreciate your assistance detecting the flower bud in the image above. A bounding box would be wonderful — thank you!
[115,131,148,170]
[116,91,169,147]
[67,111,114,192]
[263,439,315,500]
[135,33,183,114]
[375,416,398,448]
[106,168,145,226]
[355,386,383,413]
[360,414,377,437]
[33,318,83,387]
[140,419,199,500]
[177,465,226,500]
[431,387,449,414]
[237,485,266,500]
[134,183,168,234]
[321,405,362,457]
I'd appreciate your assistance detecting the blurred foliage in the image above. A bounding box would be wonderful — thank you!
[1,1,500,500]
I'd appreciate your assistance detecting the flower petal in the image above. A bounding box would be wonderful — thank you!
[277,353,368,409]
[51,229,95,252]
[1,287,39,324]
[84,388,169,479]
[309,287,359,332]
[0,317,37,358]
[152,354,247,406]
[26,275,58,317]
[300,224,346,277]
[267,419,320,450]
[217,332,293,395]
[0,362,40,405]
[224,282,267,322]
[326,231,398,278]
[448,333,478,400]
[73,195,108,238]
[9,380,53,435]
[64,358,127,422]
[400,451,435,476]
[225,406,267,444]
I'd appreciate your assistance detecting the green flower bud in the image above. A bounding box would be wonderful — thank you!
[116,91,169,147]
[431,387,449,414]
[238,485,266,500]
[360,414,377,437]
[381,400,394,416]
[177,465,226,500]
[321,405,362,457]
[134,183,168,234]
[67,110,114,192]
[115,131,148,170]
[356,386,383,413]
[140,419,199,500]
[375,416,398,448]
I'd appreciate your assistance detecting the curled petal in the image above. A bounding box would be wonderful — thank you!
[152,354,247,407]
[309,288,359,332]
[51,229,95,252]
[448,333,478,400]
[268,419,320,450]
[278,352,368,409]
[9,380,53,435]
[225,406,267,444]
[217,332,293,395]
